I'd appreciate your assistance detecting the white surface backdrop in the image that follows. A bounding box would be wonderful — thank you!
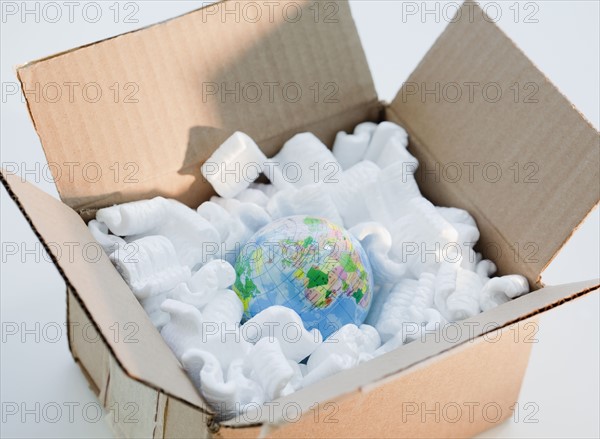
[1,1,598,438]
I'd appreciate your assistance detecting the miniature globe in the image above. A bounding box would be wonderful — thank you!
[233,216,373,339]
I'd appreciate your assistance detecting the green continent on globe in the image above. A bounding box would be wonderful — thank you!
[233,216,373,339]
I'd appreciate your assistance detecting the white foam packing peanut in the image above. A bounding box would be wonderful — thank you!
[235,188,270,208]
[227,359,265,407]
[306,324,380,373]
[349,222,407,284]
[180,349,237,417]
[480,275,529,311]
[302,354,356,388]
[363,121,410,168]
[303,324,379,386]
[171,259,237,309]
[267,183,343,225]
[160,299,251,371]
[326,160,381,227]
[249,182,280,198]
[243,306,322,362]
[353,121,378,138]
[364,161,421,229]
[332,131,370,170]
[96,196,168,236]
[139,292,170,329]
[99,196,220,270]
[246,338,294,400]
[263,133,341,190]
[375,274,445,343]
[390,197,459,277]
[110,235,190,300]
[434,262,483,321]
[90,120,533,420]
[201,131,267,199]
[202,197,271,264]
[437,206,481,271]
[88,219,126,255]
[203,290,244,326]
[153,199,221,269]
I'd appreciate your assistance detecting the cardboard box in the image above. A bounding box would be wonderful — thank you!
[2,1,598,437]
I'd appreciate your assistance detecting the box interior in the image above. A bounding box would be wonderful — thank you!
[4,0,599,431]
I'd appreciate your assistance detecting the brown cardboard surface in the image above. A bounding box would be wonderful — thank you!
[217,317,536,439]
[388,1,600,287]
[6,1,600,437]
[68,289,210,439]
[17,0,377,211]
[0,173,207,412]
[221,279,598,428]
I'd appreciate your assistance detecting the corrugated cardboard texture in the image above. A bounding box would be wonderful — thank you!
[17,0,378,211]
[219,279,598,430]
[68,289,212,438]
[69,281,535,439]
[2,173,206,411]
[6,0,600,437]
[388,1,600,287]
[4,175,598,438]
[218,316,537,439]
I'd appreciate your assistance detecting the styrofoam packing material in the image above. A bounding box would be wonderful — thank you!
[200,131,267,198]
[156,199,221,269]
[267,183,344,225]
[243,306,322,363]
[363,121,409,167]
[91,121,530,419]
[249,182,280,198]
[188,259,236,296]
[433,261,484,321]
[302,354,354,388]
[375,275,442,343]
[326,160,380,227]
[180,349,237,417]
[306,324,380,374]
[109,235,190,300]
[390,197,460,277]
[160,299,251,371]
[99,197,220,270]
[138,291,170,329]
[168,258,235,310]
[349,222,407,284]
[332,131,370,170]
[227,359,265,406]
[96,196,169,236]
[364,283,394,327]
[263,133,340,190]
[88,219,126,255]
[200,197,271,264]
[353,121,378,138]
[247,338,295,400]
[234,187,270,208]
[362,161,421,230]
[480,275,529,312]
[437,206,481,271]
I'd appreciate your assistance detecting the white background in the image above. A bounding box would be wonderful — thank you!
[1,1,598,438]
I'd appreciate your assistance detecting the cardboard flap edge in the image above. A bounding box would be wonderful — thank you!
[0,170,213,415]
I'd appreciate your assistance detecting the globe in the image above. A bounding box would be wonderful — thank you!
[233,215,373,339]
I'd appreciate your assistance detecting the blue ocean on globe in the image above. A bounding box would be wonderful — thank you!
[233,216,373,339]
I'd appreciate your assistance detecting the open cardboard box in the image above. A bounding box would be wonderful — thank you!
[2,1,599,437]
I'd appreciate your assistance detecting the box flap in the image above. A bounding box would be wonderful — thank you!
[388,1,600,287]
[17,0,377,211]
[221,278,599,428]
[0,171,211,414]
